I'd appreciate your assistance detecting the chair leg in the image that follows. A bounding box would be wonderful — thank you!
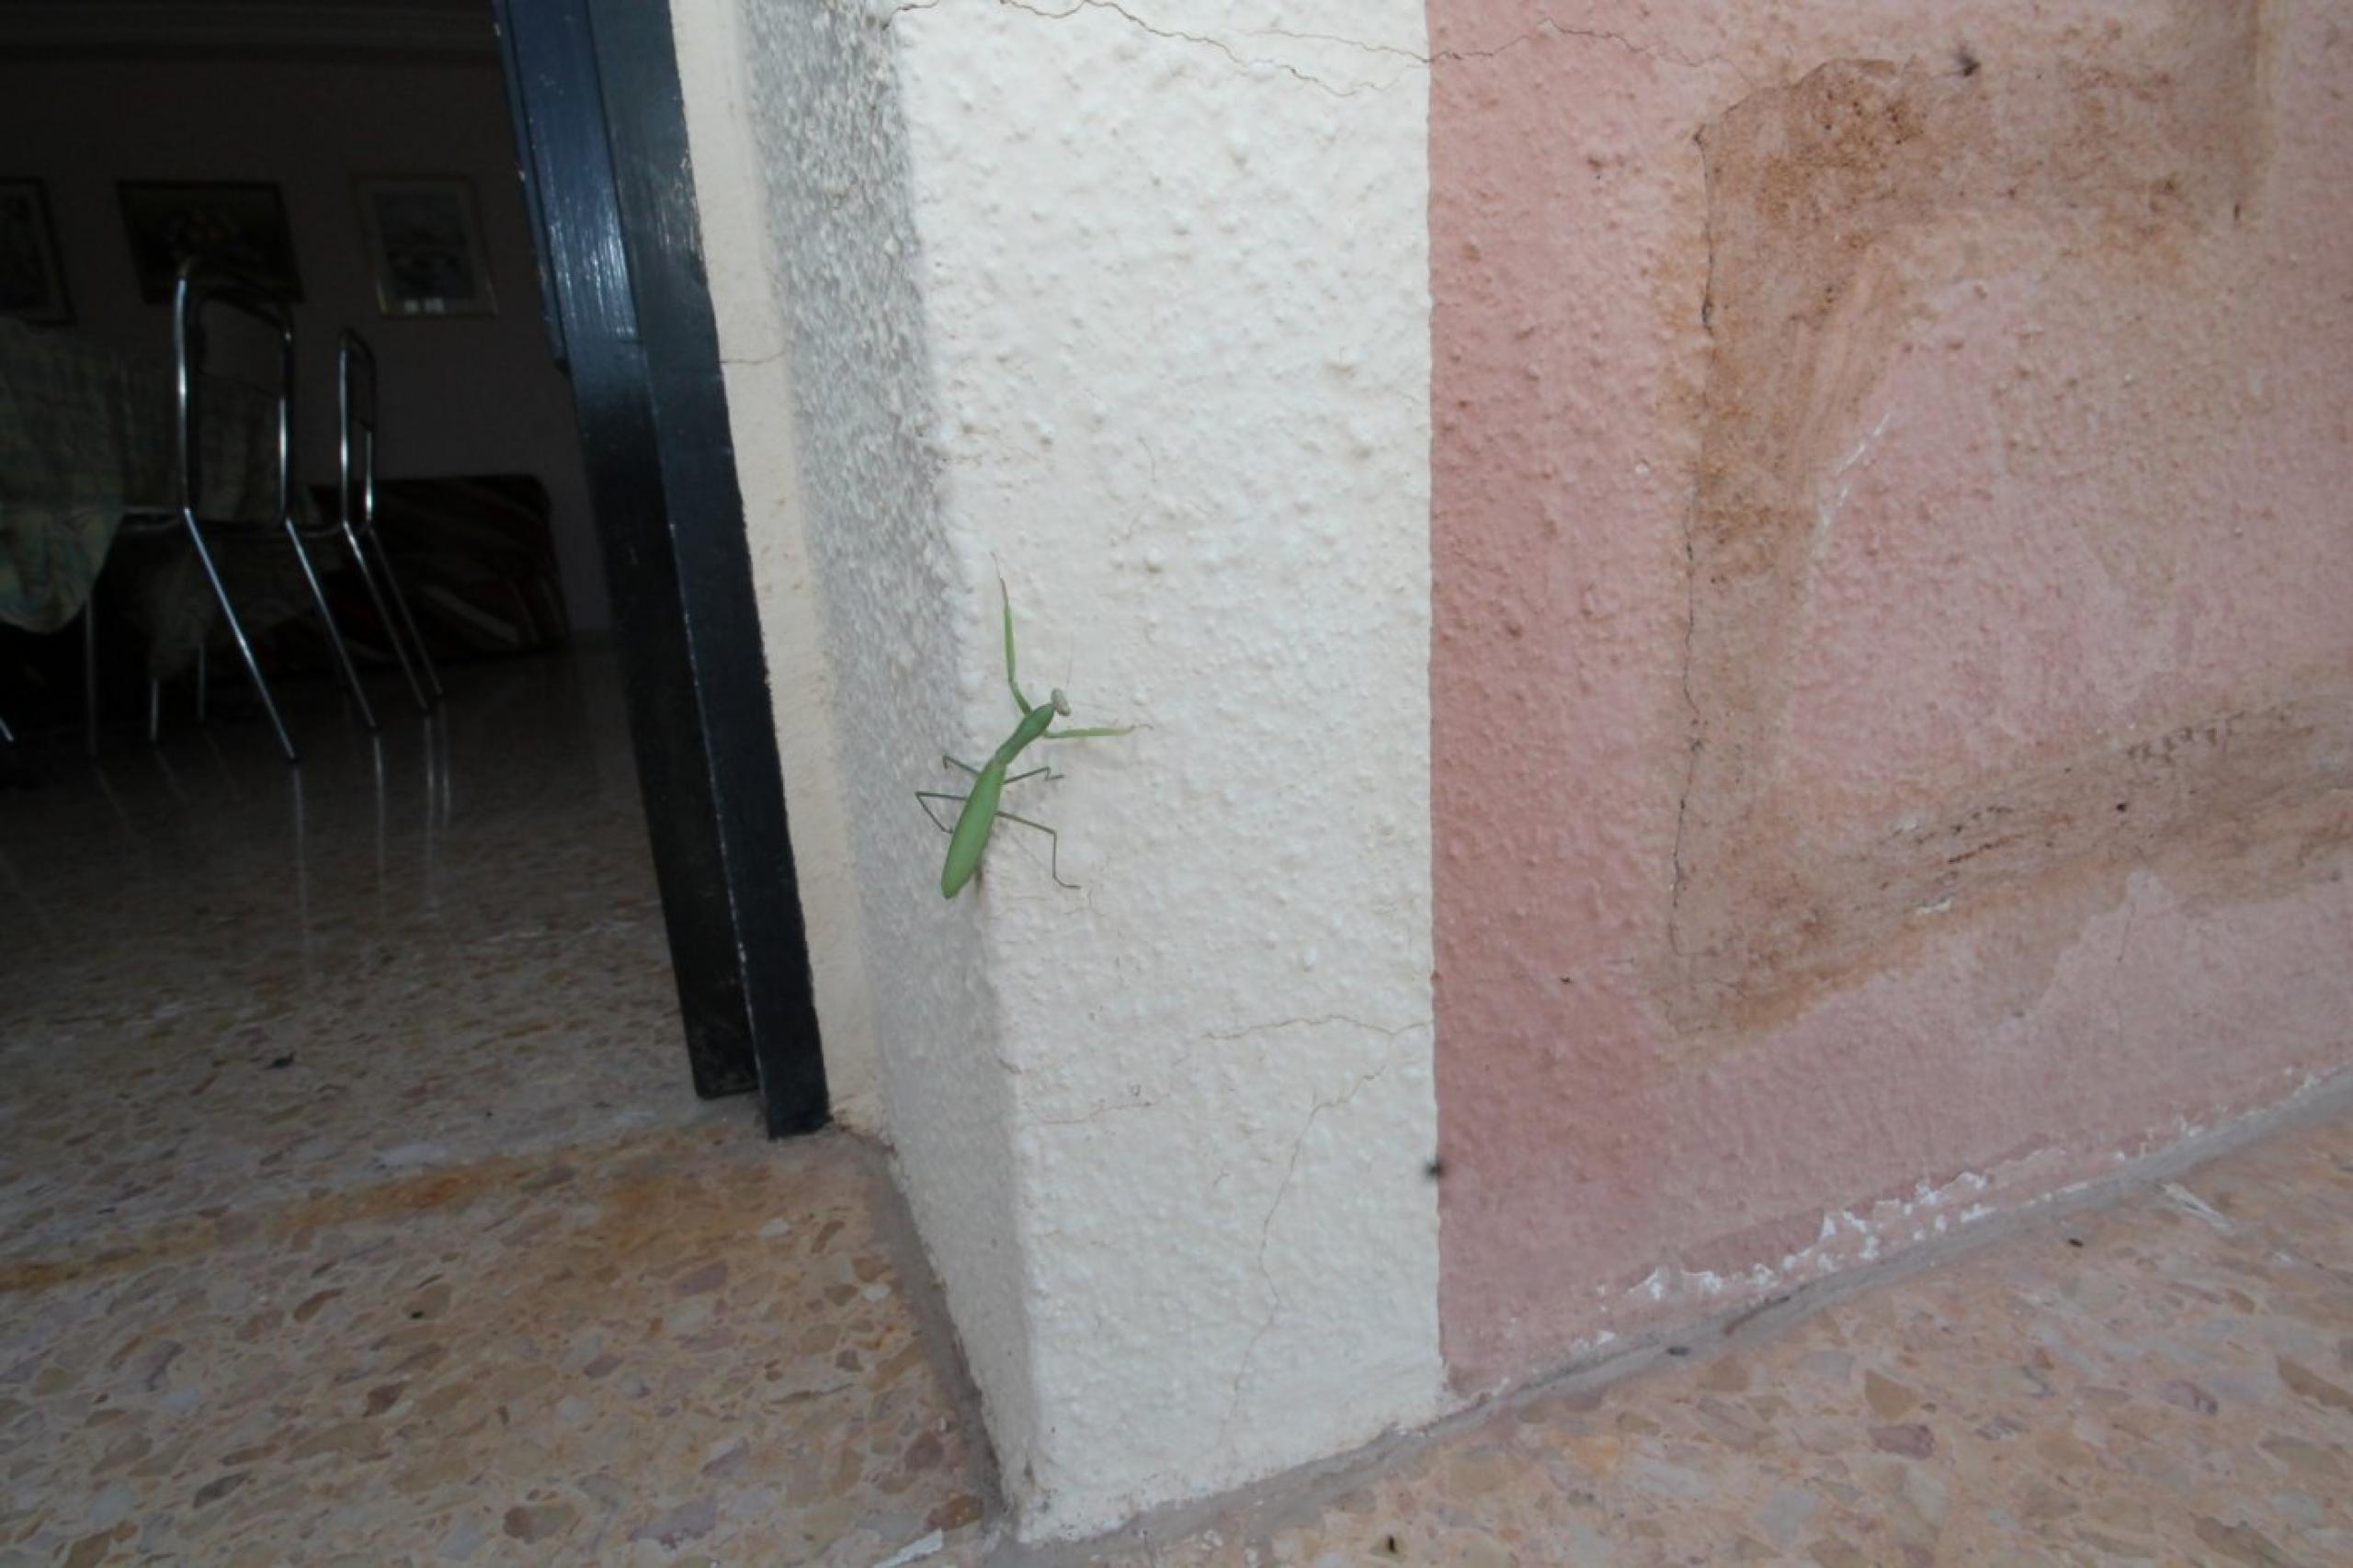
[344,526,428,714]
[371,530,443,703]
[83,597,98,757]
[283,522,378,733]
[0,710,14,745]
[182,514,299,765]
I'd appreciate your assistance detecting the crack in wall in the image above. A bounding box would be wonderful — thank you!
[881,1,1742,97]
[1032,1098,1157,1129]
[1009,0,1375,97]
[1429,12,1747,81]
[1206,1014,1427,1042]
[1031,1015,1428,1128]
[1251,14,1745,78]
[1665,124,1721,960]
[1218,1035,1416,1451]
[2107,881,2142,1052]
[881,0,1384,97]
[981,1014,1436,1462]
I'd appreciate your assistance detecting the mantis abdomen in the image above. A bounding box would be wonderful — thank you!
[940,699,1057,898]
[941,764,1006,898]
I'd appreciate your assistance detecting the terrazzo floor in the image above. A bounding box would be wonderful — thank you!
[5,652,2349,1565]
[1,656,993,1565]
[1075,1105,2353,1567]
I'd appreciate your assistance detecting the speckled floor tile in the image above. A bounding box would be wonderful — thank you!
[1,656,702,1256]
[2,655,991,1565]
[0,1119,990,1565]
[1076,1105,2353,1567]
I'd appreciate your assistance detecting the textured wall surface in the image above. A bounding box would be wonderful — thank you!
[883,0,1441,1535]
[686,0,1044,1473]
[678,0,1443,1540]
[676,0,2353,1534]
[670,0,884,1131]
[1432,0,2353,1386]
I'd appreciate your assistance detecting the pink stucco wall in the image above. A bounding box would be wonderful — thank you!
[1431,0,2353,1386]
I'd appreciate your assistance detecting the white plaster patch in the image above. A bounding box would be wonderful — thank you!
[886,0,1439,1538]
[1803,406,1896,619]
[1630,1165,2010,1316]
[2158,1181,2234,1232]
[1607,1059,2350,1356]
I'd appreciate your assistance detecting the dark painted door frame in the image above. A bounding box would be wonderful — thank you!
[494,0,827,1135]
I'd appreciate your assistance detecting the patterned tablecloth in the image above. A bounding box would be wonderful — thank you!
[0,316,313,673]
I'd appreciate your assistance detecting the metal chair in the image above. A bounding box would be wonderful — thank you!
[338,330,440,712]
[119,263,379,763]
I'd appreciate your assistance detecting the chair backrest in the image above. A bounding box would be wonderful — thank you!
[338,329,378,537]
[172,258,294,524]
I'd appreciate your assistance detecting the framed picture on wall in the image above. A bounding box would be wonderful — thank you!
[355,176,496,317]
[0,179,72,324]
[118,180,302,301]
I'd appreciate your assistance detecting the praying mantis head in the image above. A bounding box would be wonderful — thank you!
[1049,688,1072,717]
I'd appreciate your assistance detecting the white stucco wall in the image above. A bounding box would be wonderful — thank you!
[672,0,1443,1538]
[669,0,1045,1471]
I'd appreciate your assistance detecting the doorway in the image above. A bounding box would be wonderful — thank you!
[0,0,824,1134]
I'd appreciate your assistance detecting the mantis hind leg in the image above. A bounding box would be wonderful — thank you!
[915,790,967,835]
[913,790,1074,889]
[993,809,1075,889]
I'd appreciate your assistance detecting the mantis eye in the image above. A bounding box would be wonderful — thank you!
[1050,688,1072,717]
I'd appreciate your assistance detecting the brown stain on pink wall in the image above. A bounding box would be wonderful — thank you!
[1665,15,2338,1041]
[1433,0,2353,1388]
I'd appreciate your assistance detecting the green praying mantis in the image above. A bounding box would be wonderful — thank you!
[917,580,1132,899]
